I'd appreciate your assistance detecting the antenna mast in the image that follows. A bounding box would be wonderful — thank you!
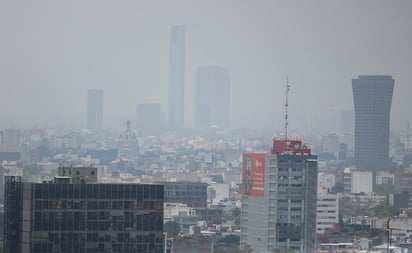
[284,77,290,140]
[406,121,410,151]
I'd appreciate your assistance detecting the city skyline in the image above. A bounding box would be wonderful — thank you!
[0,1,411,133]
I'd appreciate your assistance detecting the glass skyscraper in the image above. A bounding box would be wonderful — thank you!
[168,25,185,129]
[352,75,394,171]
[87,89,103,131]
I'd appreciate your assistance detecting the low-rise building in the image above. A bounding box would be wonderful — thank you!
[317,190,339,234]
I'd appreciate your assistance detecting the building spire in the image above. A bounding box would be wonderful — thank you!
[284,77,290,140]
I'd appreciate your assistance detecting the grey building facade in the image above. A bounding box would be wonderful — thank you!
[241,139,318,253]
[352,75,394,171]
[195,66,230,129]
[168,25,185,130]
[87,89,103,131]
[4,176,164,253]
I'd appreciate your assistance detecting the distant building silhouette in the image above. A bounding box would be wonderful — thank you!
[87,89,103,131]
[195,66,230,129]
[168,25,185,129]
[136,103,163,136]
[352,75,394,171]
[118,121,139,162]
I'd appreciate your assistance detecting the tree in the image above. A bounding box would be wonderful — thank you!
[403,153,412,167]
[241,244,253,253]
[339,196,367,217]
[232,207,241,228]
[371,205,400,218]
[272,248,293,253]
[232,207,241,217]
[215,247,241,253]
[164,221,180,237]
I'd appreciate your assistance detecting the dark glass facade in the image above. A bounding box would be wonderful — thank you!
[4,176,164,253]
[352,75,394,171]
[162,181,208,208]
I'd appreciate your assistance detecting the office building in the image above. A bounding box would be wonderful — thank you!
[168,25,185,129]
[240,137,318,253]
[352,75,394,171]
[136,103,163,136]
[87,89,103,131]
[343,168,373,194]
[162,181,208,208]
[316,189,339,234]
[4,175,164,253]
[195,66,230,129]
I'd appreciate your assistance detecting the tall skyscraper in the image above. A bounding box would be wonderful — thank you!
[240,138,318,253]
[195,66,230,129]
[87,89,103,131]
[352,75,394,171]
[168,25,185,129]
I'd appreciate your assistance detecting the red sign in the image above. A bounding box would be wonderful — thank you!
[242,153,266,197]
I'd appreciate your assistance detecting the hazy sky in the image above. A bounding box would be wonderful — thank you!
[1,0,411,133]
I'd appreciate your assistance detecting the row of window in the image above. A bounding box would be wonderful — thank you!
[35,200,162,210]
[34,184,164,200]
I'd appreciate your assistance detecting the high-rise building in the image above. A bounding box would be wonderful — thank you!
[136,103,163,136]
[4,174,164,253]
[168,25,185,129]
[240,138,318,253]
[87,89,103,131]
[195,66,230,129]
[352,75,394,171]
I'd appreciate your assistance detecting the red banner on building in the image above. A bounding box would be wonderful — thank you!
[242,153,266,197]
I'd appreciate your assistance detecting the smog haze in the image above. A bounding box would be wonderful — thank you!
[1,0,411,133]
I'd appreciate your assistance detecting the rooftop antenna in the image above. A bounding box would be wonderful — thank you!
[406,121,411,151]
[284,77,291,140]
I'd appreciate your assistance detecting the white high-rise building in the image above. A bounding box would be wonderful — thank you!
[241,138,318,253]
